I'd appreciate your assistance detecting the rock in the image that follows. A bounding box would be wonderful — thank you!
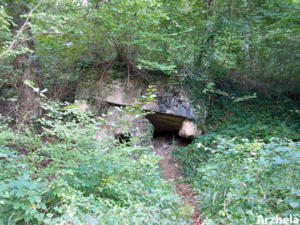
[178,120,198,139]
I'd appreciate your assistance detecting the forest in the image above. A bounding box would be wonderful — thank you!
[0,0,299,224]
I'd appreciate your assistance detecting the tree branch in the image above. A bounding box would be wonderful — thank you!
[0,0,44,57]
[23,10,90,42]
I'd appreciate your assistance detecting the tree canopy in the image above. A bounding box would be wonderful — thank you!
[0,0,299,107]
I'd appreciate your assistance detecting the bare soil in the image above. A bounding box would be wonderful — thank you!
[153,135,201,225]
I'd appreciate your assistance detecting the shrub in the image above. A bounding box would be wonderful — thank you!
[206,96,299,141]
[173,96,299,224]
[173,136,300,224]
[0,101,190,224]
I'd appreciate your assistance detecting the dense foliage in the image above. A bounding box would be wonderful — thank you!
[1,0,299,107]
[0,103,191,224]
[173,97,300,224]
[206,95,299,141]
[0,0,299,224]
[174,136,299,224]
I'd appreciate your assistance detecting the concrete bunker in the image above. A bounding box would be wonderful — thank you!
[76,71,204,143]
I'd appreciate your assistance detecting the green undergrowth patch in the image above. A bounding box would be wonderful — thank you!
[0,102,191,225]
[206,95,299,141]
[172,96,300,224]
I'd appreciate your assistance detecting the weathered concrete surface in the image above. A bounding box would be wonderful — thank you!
[156,92,195,120]
[97,107,153,146]
[77,72,204,139]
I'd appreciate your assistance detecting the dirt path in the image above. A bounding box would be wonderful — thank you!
[153,136,201,225]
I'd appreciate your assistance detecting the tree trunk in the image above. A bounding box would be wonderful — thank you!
[16,45,41,117]
[11,2,41,118]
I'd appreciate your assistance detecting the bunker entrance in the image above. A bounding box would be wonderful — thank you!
[146,112,193,145]
[146,112,185,133]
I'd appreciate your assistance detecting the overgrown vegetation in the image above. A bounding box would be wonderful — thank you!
[1,0,299,112]
[0,0,299,224]
[0,102,191,224]
[173,96,300,224]
[206,95,299,141]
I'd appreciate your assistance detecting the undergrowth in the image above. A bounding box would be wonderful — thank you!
[206,96,299,141]
[173,96,300,224]
[0,101,191,224]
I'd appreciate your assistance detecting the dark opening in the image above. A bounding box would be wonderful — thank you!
[153,130,192,146]
[146,113,185,133]
[115,132,132,145]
